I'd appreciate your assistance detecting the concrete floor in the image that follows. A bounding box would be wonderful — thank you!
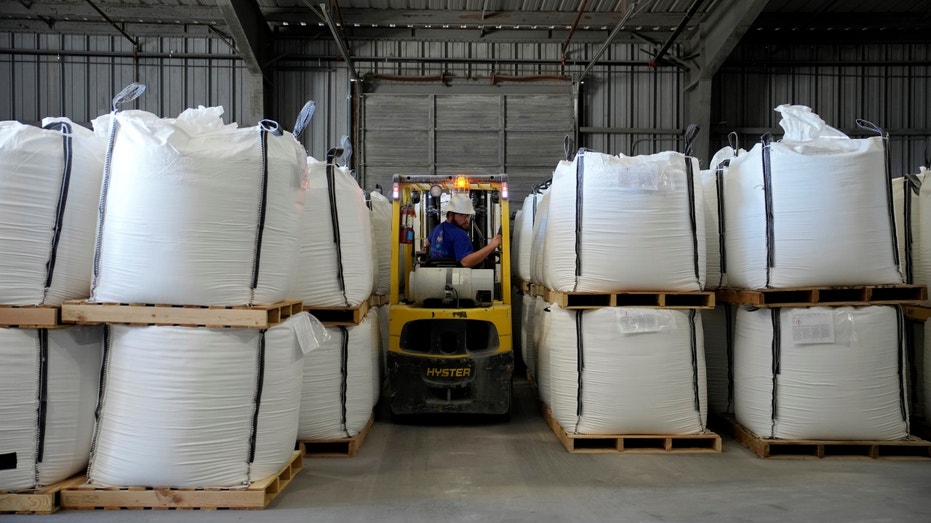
[10,378,931,523]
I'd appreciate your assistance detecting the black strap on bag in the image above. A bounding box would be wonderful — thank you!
[339,327,351,438]
[88,325,113,478]
[250,120,281,304]
[688,309,703,431]
[769,308,781,438]
[903,173,922,284]
[857,119,901,273]
[573,149,586,289]
[761,133,776,288]
[248,332,268,463]
[92,83,146,296]
[714,160,730,287]
[725,304,735,414]
[40,121,74,298]
[326,147,350,306]
[894,306,909,425]
[36,329,50,463]
[685,156,701,285]
[574,310,585,433]
[683,123,701,158]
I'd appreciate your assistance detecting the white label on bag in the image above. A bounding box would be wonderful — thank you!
[616,309,667,334]
[790,310,835,344]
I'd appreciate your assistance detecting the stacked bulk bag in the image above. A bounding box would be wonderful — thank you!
[0,326,103,490]
[370,190,392,297]
[90,106,308,306]
[293,157,374,307]
[734,306,908,440]
[895,168,927,287]
[513,187,550,283]
[723,105,902,289]
[298,309,378,440]
[701,145,742,290]
[703,306,735,416]
[88,313,325,487]
[528,192,552,285]
[545,306,707,435]
[542,149,705,293]
[0,119,105,305]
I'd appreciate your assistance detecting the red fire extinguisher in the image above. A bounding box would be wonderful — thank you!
[400,204,415,244]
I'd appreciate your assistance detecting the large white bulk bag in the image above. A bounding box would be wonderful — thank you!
[370,190,392,296]
[90,107,308,306]
[734,306,908,440]
[543,150,705,293]
[514,188,550,283]
[535,302,555,407]
[294,158,374,307]
[703,305,735,416]
[0,326,102,490]
[546,306,707,434]
[298,309,377,440]
[519,293,537,381]
[0,119,105,305]
[701,146,742,290]
[724,105,901,289]
[88,313,325,487]
[528,192,551,285]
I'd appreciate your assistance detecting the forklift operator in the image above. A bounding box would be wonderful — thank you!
[424,192,502,268]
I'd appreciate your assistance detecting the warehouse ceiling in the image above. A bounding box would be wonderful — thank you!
[4,1,930,39]
[2,1,930,71]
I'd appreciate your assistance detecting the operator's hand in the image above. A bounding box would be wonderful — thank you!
[489,233,502,250]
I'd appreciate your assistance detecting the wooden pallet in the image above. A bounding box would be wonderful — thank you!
[716,285,927,308]
[60,449,302,510]
[515,279,532,294]
[903,306,931,321]
[304,300,369,326]
[542,405,721,454]
[0,475,85,515]
[299,414,374,458]
[534,287,714,309]
[367,294,390,307]
[60,299,303,328]
[732,421,931,460]
[0,304,62,328]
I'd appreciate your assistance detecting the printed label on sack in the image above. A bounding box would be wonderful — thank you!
[790,310,835,344]
[615,163,678,191]
[616,309,669,334]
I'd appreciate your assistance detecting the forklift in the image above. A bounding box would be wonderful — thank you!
[386,173,513,418]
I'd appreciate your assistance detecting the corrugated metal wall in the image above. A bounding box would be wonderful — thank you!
[6,31,930,199]
[715,42,931,177]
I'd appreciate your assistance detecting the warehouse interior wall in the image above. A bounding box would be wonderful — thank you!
[3,31,931,187]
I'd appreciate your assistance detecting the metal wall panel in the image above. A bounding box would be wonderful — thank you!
[716,42,931,176]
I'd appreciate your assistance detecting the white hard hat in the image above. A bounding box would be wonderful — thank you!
[446,192,475,215]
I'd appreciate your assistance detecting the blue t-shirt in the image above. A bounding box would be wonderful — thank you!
[427,221,473,262]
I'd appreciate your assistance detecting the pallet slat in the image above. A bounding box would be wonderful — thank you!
[717,285,927,308]
[60,299,303,328]
[542,405,721,454]
[0,304,62,328]
[60,450,302,510]
[728,420,931,460]
[304,300,369,326]
[533,288,715,310]
[299,413,374,457]
[1,475,86,515]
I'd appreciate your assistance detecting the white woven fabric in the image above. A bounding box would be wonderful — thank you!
[514,189,550,283]
[293,158,374,307]
[723,105,901,289]
[298,309,377,440]
[701,146,742,290]
[89,313,325,487]
[0,119,105,305]
[528,192,551,285]
[545,306,707,435]
[90,107,308,306]
[370,190,392,296]
[0,326,102,490]
[542,150,705,292]
[734,306,908,440]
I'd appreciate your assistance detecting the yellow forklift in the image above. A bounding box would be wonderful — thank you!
[386,174,513,418]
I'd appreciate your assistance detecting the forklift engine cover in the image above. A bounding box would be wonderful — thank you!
[408,267,495,307]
